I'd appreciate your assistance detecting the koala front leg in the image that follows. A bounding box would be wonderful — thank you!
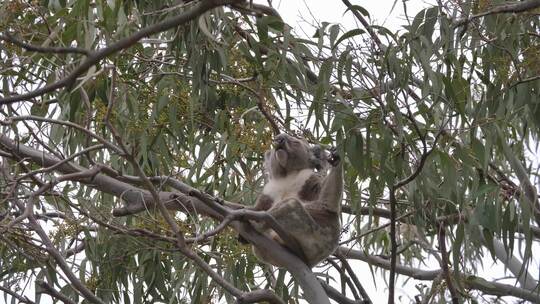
[320,149,343,213]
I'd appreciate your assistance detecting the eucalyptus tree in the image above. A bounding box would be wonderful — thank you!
[1,0,539,303]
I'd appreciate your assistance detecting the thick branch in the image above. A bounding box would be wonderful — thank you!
[0,33,91,56]
[0,133,221,219]
[338,247,441,280]
[497,127,540,226]
[453,0,540,27]
[338,247,540,303]
[464,276,540,303]
[0,134,330,304]
[36,280,77,304]
[485,237,538,290]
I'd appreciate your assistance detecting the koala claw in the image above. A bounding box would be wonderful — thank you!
[327,148,340,167]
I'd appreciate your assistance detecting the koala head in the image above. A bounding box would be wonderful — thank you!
[264,133,327,179]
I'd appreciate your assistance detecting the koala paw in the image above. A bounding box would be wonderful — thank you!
[327,148,341,167]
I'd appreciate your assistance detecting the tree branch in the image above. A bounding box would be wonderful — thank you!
[319,280,363,304]
[0,133,330,304]
[0,285,34,304]
[338,247,540,303]
[336,254,372,303]
[326,258,361,301]
[189,189,308,262]
[36,280,77,304]
[386,127,445,303]
[17,198,105,304]
[1,115,122,154]
[387,187,398,304]
[497,126,540,226]
[437,225,459,303]
[0,133,221,219]
[0,0,245,105]
[0,33,91,56]
[453,0,540,28]
[341,0,383,51]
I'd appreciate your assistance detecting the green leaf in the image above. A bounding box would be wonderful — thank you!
[343,4,370,20]
[30,103,49,116]
[346,130,364,172]
[329,24,340,49]
[422,6,438,40]
[470,182,497,200]
[332,29,365,49]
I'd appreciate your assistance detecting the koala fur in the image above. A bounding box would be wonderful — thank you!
[249,133,343,268]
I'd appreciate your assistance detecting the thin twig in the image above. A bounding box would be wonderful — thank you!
[0,33,91,56]
[102,65,186,247]
[36,280,77,304]
[437,224,459,303]
[0,285,35,304]
[19,198,106,304]
[318,280,361,304]
[387,186,398,304]
[508,75,540,89]
[387,125,446,303]
[336,254,372,303]
[326,258,361,301]
[341,0,383,50]
[1,116,122,154]
[453,0,540,28]
[16,144,105,182]
[0,0,244,105]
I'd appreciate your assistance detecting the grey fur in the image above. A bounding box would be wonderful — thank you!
[252,133,343,267]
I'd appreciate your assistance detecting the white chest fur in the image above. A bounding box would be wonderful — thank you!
[262,169,314,203]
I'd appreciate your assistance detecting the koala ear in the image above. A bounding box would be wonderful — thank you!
[309,145,328,171]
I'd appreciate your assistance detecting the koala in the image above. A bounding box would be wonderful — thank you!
[248,133,343,268]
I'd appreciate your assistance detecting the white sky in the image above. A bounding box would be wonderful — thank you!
[270,0,435,32]
[6,1,538,304]
[257,1,540,303]
[263,1,438,303]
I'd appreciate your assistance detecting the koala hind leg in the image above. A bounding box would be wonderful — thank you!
[248,199,314,267]
[267,198,322,265]
[269,198,319,237]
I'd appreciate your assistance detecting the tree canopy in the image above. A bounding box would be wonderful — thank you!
[1,0,540,303]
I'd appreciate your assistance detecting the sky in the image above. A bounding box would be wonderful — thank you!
[255,1,540,303]
[6,1,538,303]
[259,1,441,302]
[269,0,434,33]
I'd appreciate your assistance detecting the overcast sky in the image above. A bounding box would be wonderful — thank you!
[257,1,441,302]
[253,1,540,303]
[269,0,435,33]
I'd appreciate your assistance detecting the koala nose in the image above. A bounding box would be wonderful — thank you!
[273,134,287,148]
